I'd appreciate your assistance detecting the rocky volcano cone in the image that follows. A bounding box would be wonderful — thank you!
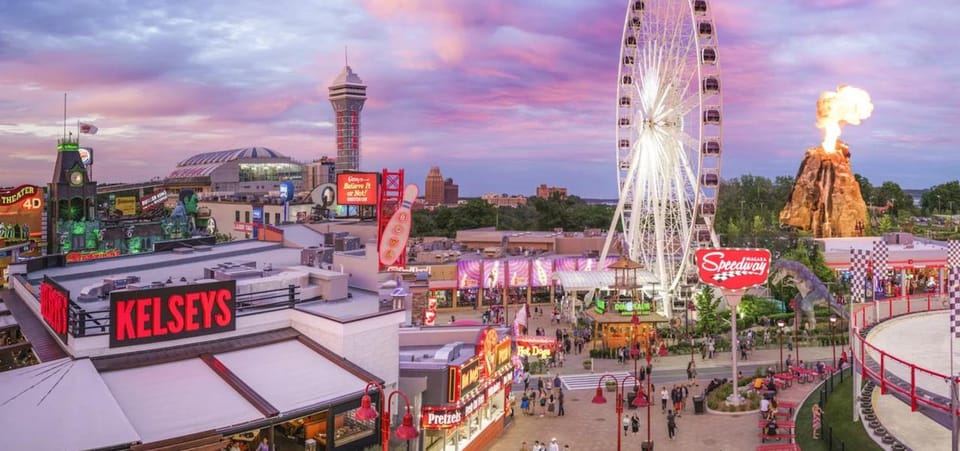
[778,142,867,237]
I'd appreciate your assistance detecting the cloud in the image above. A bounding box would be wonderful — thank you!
[0,0,956,197]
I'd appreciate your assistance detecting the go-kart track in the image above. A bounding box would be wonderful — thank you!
[866,310,957,402]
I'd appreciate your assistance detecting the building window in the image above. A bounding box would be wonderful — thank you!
[235,210,240,222]
[275,213,281,225]
[265,213,270,224]
[245,211,250,223]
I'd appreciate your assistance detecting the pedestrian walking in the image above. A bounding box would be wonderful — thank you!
[622,414,630,436]
[547,438,560,451]
[660,386,669,413]
[557,389,565,416]
[630,414,639,434]
[667,410,677,440]
[687,360,697,384]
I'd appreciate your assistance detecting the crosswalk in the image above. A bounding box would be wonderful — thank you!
[560,371,631,391]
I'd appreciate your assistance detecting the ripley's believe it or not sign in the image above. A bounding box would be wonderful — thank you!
[695,248,772,290]
[336,172,378,206]
[109,280,237,348]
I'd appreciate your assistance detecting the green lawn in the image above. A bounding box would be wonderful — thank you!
[795,369,882,451]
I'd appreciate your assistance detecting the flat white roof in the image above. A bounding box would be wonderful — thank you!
[553,270,659,290]
[216,340,368,414]
[0,358,140,450]
[101,358,264,443]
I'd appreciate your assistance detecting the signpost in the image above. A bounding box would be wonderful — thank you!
[695,248,771,404]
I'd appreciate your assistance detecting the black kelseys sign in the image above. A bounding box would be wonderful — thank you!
[109,280,237,348]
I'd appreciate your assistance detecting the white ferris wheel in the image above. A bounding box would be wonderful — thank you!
[599,0,723,317]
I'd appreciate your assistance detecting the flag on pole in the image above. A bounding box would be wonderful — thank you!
[79,122,98,134]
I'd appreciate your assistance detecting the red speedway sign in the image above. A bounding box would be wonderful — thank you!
[695,248,771,290]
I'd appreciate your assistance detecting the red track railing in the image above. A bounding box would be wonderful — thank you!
[850,293,959,415]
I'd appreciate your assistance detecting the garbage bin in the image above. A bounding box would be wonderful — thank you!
[693,395,705,414]
[641,440,654,451]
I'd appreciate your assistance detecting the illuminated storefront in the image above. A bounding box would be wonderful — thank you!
[421,256,620,313]
[0,185,43,288]
[420,328,513,451]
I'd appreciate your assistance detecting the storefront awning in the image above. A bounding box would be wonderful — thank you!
[101,358,265,443]
[215,340,369,414]
[0,358,141,450]
[553,270,658,291]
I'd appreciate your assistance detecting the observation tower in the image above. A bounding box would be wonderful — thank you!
[328,64,367,174]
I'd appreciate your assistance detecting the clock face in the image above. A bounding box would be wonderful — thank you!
[69,171,84,186]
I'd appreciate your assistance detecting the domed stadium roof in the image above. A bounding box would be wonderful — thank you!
[177,147,287,167]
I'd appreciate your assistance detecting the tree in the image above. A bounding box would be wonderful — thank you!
[921,181,960,215]
[870,181,916,218]
[738,294,782,319]
[694,286,723,337]
[855,174,873,203]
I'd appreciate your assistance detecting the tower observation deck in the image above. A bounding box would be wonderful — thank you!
[328,65,367,174]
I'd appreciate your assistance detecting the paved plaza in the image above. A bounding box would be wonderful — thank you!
[452,307,839,450]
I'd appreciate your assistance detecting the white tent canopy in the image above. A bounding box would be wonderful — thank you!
[0,358,140,450]
[552,270,660,291]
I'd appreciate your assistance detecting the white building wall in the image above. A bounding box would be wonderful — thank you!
[333,241,380,291]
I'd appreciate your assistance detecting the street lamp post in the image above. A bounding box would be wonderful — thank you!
[631,311,640,379]
[830,315,838,368]
[592,374,645,451]
[777,319,785,372]
[645,342,653,450]
[356,382,419,451]
[682,285,695,364]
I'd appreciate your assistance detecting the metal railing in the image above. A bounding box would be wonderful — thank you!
[817,367,852,451]
[850,293,958,415]
[66,285,300,338]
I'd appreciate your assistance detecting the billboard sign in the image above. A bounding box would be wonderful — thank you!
[109,280,237,348]
[695,248,771,290]
[78,147,93,167]
[40,277,70,342]
[0,185,43,241]
[140,190,168,212]
[378,184,417,267]
[336,172,378,205]
[114,196,138,216]
[279,180,295,202]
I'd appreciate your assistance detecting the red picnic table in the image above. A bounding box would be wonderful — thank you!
[777,399,798,414]
[758,420,796,433]
[756,443,800,451]
[775,373,794,387]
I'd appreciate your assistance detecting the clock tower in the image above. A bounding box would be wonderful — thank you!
[47,136,98,254]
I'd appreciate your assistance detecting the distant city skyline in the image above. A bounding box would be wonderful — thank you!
[0,1,957,197]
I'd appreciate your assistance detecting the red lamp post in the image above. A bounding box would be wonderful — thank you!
[355,381,419,450]
[829,315,838,368]
[592,374,645,451]
[644,339,653,451]
[631,311,640,379]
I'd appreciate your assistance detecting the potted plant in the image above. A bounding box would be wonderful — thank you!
[583,360,592,370]
[606,380,617,392]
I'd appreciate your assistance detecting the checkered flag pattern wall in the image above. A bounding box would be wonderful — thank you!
[872,240,889,279]
[850,249,870,303]
[948,240,960,268]
[949,241,960,337]
[950,270,960,338]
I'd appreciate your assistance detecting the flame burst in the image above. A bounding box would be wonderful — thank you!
[816,85,873,153]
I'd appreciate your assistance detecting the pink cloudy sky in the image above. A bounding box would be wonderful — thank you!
[0,0,956,198]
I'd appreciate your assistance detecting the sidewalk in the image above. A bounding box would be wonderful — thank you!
[454,306,834,450]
